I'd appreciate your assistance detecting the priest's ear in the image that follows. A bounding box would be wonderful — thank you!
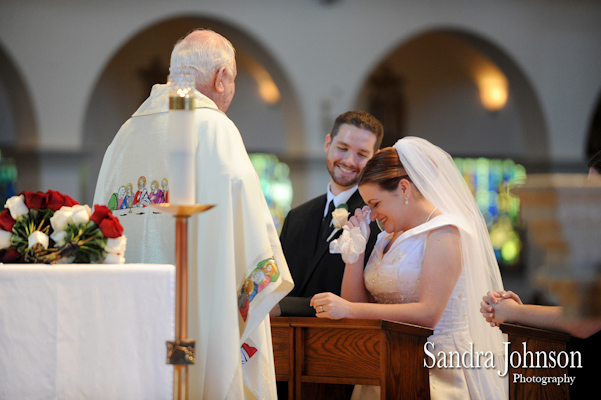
[213,66,227,94]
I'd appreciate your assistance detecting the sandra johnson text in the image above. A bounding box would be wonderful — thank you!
[424,341,582,377]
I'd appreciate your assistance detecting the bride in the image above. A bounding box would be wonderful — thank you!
[310,137,508,399]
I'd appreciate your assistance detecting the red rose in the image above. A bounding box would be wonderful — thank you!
[0,210,16,232]
[22,191,47,209]
[46,190,79,211]
[90,205,111,226]
[98,213,123,238]
[90,205,123,238]
[0,248,23,263]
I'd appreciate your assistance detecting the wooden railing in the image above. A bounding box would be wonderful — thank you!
[271,317,433,400]
[271,318,574,399]
[501,323,571,400]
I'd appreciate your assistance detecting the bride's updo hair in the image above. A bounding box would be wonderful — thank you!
[359,147,411,192]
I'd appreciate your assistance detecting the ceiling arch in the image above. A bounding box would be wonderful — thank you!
[81,15,303,203]
[356,27,549,170]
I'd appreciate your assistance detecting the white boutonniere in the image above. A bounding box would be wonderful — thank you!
[327,204,350,242]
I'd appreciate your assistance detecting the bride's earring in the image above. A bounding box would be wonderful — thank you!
[404,197,409,205]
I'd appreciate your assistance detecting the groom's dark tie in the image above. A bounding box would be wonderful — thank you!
[320,200,336,241]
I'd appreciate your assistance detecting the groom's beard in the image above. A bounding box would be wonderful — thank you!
[327,160,360,188]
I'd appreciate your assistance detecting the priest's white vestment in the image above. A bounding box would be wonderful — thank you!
[94,84,294,399]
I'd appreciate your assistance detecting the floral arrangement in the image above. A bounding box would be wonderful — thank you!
[0,190,126,264]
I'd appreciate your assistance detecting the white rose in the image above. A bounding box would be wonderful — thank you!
[0,230,12,250]
[103,252,125,264]
[331,207,350,229]
[50,230,68,247]
[28,230,49,250]
[104,235,127,255]
[71,204,92,225]
[50,206,73,232]
[5,195,28,220]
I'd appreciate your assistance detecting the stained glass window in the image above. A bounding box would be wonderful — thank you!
[249,153,293,233]
[455,157,526,268]
[250,152,525,268]
[0,151,17,207]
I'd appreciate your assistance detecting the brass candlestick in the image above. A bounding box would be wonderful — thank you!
[150,203,215,400]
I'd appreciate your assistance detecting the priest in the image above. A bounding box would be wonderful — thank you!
[94,28,293,400]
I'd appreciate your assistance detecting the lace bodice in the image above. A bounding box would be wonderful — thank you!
[364,229,425,305]
[365,216,447,301]
[364,215,469,335]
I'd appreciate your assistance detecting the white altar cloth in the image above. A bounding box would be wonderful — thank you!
[0,263,175,400]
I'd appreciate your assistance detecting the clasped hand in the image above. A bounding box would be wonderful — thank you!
[480,290,523,327]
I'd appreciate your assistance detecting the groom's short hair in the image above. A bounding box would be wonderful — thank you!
[329,110,384,152]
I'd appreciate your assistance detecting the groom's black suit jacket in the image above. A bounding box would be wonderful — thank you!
[278,189,379,316]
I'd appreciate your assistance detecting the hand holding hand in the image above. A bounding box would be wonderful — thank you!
[310,292,353,320]
[480,290,522,327]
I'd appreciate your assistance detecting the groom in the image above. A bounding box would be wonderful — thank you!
[273,110,383,317]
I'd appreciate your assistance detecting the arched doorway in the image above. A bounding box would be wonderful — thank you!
[82,16,303,204]
[355,29,549,170]
[0,43,39,200]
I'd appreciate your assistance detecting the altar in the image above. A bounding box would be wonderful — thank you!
[0,263,175,399]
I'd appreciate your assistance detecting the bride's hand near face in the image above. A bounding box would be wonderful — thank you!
[345,208,363,229]
[337,207,372,303]
[345,207,371,238]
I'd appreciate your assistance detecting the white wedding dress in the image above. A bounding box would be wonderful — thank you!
[351,214,506,400]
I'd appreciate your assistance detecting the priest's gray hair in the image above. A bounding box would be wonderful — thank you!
[169,29,236,88]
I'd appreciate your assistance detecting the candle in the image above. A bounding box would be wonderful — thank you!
[168,74,196,205]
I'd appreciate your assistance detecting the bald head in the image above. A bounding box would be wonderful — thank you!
[170,29,237,111]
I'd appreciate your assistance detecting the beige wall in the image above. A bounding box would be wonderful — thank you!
[1,0,601,205]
